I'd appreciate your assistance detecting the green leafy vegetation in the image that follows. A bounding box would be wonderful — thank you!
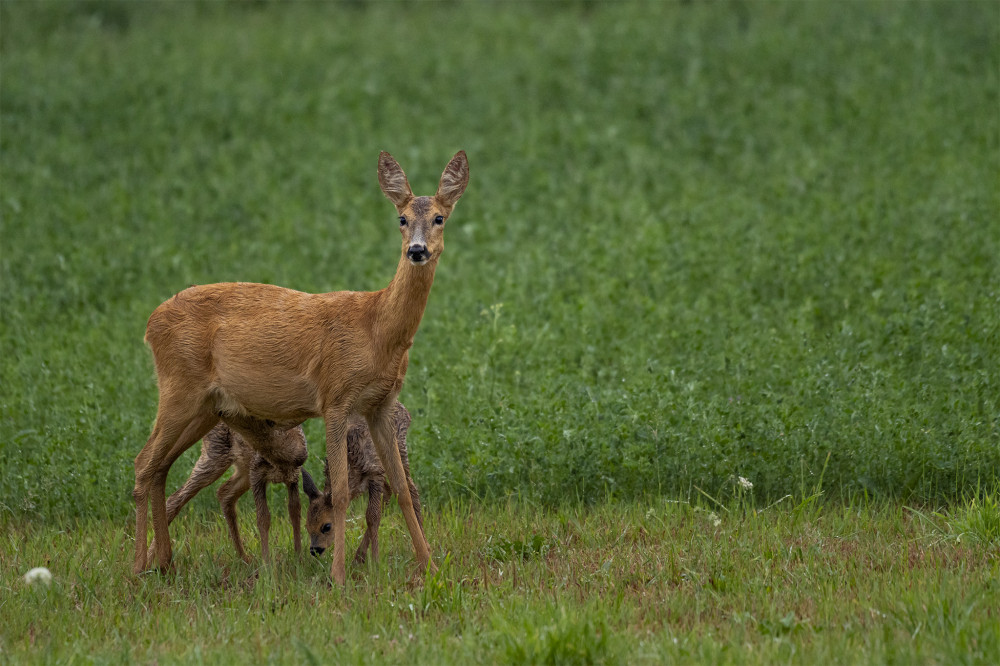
[2,0,997,517]
[2,499,999,663]
[1,1,997,662]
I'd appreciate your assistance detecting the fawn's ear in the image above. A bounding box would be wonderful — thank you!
[436,150,469,208]
[301,469,320,500]
[378,151,413,207]
[322,458,333,494]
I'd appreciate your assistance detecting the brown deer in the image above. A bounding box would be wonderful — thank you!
[147,401,421,566]
[133,150,467,585]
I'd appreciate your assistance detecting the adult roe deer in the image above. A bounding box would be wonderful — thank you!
[133,151,468,585]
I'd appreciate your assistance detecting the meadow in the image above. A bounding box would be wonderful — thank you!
[1,0,998,663]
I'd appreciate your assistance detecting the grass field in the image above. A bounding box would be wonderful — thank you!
[1,0,998,663]
[4,498,1000,664]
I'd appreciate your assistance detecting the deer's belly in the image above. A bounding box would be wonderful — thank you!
[209,372,321,425]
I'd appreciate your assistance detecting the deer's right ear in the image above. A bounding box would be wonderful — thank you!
[302,469,320,500]
[378,151,413,207]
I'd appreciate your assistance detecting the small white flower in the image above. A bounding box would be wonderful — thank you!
[23,567,52,585]
[708,512,721,527]
[738,476,753,490]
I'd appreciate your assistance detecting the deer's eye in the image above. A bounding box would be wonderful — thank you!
[321,523,332,534]
[434,215,444,225]
[399,216,407,227]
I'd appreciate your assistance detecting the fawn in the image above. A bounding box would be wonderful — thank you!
[302,401,424,565]
[134,151,467,584]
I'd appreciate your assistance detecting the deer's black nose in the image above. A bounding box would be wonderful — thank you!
[407,244,430,262]
[310,546,325,557]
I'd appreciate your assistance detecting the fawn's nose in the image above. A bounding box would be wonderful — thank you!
[310,546,325,557]
[406,244,430,263]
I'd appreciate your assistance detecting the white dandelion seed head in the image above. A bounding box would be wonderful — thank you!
[23,567,52,586]
[738,476,753,490]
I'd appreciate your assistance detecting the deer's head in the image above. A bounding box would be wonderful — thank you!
[378,151,469,266]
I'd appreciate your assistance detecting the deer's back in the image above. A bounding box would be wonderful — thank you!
[145,282,387,423]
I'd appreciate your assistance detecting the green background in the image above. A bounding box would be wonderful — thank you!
[2,0,997,521]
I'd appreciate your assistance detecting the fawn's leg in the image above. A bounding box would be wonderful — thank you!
[323,413,350,585]
[250,466,272,563]
[217,466,252,563]
[353,481,383,565]
[287,480,302,555]
[366,403,432,575]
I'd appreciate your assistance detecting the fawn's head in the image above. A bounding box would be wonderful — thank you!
[301,468,335,556]
[378,151,469,266]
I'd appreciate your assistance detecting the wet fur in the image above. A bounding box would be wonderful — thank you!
[302,401,424,564]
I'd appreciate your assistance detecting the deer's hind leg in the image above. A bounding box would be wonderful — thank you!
[133,398,217,574]
[146,434,229,564]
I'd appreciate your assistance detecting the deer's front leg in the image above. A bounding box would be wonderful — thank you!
[324,416,350,586]
[367,403,433,577]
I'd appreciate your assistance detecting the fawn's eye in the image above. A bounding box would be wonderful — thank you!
[434,215,444,225]
[321,523,332,534]
[399,216,407,227]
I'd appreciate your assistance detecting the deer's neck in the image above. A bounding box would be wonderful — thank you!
[374,254,437,352]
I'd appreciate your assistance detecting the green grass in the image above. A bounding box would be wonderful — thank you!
[2,498,999,664]
[1,0,998,662]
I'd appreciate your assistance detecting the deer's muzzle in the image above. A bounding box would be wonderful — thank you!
[406,244,430,264]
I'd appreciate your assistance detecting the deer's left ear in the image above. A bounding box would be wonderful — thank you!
[436,150,469,208]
